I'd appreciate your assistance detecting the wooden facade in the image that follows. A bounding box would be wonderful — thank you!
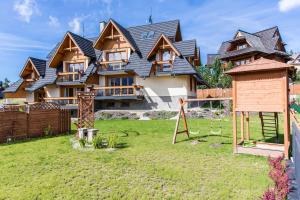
[226,58,292,158]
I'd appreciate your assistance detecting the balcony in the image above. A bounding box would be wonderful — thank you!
[153,60,173,75]
[98,60,132,75]
[93,85,144,101]
[56,72,82,85]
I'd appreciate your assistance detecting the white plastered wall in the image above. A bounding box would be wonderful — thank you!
[44,85,60,98]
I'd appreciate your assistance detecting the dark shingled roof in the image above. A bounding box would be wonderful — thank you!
[25,62,57,92]
[218,26,289,59]
[29,57,46,77]
[3,79,24,93]
[10,19,205,93]
[68,32,96,58]
[173,40,196,57]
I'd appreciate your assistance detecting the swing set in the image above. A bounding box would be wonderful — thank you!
[172,97,232,144]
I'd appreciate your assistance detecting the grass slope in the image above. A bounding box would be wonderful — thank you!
[0,119,271,200]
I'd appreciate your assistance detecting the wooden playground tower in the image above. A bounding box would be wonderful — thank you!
[225,58,293,158]
[173,58,293,158]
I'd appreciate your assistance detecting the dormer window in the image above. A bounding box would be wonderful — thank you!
[237,44,247,50]
[100,48,130,71]
[162,50,171,61]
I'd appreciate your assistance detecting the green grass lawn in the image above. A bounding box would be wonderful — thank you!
[0,118,273,200]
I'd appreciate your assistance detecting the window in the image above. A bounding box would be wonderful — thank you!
[107,76,134,95]
[104,50,128,71]
[156,50,173,72]
[234,59,251,66]
[141,31,155,39]
[237,44,247,50]
[64,87,84,97]
[65,63,84,81]
[162,50,171,61]
[107,51,127,61]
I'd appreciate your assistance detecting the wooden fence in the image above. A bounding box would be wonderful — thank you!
[0,102,71,143]
[197,88,232,99]
[197,84,300,99]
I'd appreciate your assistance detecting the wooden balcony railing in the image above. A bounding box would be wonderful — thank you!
[153,60,173,72]
[43,97,78,105]
[57,72,82,82]
[98,60,129,71]
[93,85,144,97]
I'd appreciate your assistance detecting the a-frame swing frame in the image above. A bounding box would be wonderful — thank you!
[172,97,232,144]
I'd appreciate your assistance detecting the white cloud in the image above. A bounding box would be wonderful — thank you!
[279,0,300,12]
[68,17,81,34]
[48,16,60,28]
[0,32,50,52]
[13,0,39,23]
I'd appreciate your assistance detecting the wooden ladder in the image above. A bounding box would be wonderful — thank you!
[259,112,279,142]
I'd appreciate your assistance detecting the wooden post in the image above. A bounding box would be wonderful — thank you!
[246,112,250,141]
[283,71,290,158]
[172,98,189,144]
[241,111,244,142]
[232,77,237,153]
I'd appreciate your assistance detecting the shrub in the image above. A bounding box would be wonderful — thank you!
[95,111,139,120]
[261,156,289,200]
[44,125,53,136]
[107,133,118,148]
[92,135,104,149]
[143,111,177,120]
[79,138,86,148]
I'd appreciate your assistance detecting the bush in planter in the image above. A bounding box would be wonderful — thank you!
[92,135,104,149]
[79,138,86,148]
[107,133,118,148]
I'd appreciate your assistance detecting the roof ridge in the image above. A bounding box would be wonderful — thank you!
[29,57,46,61]
[68,31,94,43]
[127,19,179,29]
[253,26,278,34]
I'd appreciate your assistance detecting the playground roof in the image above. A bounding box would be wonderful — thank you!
[225,57,292,75]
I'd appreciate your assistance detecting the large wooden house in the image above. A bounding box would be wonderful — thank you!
[4,19,205,110]
[218,26,290,67]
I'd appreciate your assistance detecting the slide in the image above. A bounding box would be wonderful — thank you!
[291,103,300,113]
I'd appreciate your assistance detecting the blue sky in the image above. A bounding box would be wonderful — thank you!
[1,0,300,81]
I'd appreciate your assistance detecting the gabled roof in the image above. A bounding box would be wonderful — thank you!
[173,39,196,57]
[225,57,292,75]
[147,34,181,59]
[218,26,288,59]
[93,19,137,51]
[25,63,57,92]
[17,19,206,92]
[19,57,46,78]
[48,32,95,68]
[3,79,24,93]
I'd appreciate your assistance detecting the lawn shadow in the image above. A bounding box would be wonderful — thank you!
[116,142,129,149]
[0,131,74,147]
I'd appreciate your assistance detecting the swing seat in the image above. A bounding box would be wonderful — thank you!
[189,130,200,135]
[210,129,222,135]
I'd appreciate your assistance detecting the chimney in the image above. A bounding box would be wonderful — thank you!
[99,21,107,34]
